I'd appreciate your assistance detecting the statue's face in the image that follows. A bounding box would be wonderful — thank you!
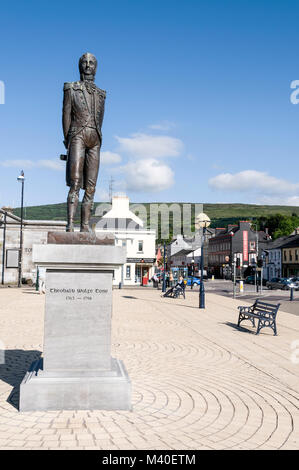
[79,53,97,80]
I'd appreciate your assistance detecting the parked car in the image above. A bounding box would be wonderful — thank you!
[186,276,201,287]
[285,277,299,290]
[266,278,281,290]
[244,275,267,286]
[266,277,299,290]
[286,276,299,284]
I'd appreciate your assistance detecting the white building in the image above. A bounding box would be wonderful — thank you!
[93,196,156,286]
[167,229,214,278]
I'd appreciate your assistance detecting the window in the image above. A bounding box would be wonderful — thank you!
[296,250,298,262]
[284,251,287,261]
[249,241,255,250]
[289,250,292,262]
[135,266,141,283]
[138,241,143,252]
[126,265,131,279]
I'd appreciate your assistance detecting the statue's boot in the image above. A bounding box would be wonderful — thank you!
[66,199,78,232]
[80,202,92,233]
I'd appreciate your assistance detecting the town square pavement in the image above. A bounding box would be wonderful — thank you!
[0,286,298,450]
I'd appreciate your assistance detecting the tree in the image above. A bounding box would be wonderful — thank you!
[255,213,299,239]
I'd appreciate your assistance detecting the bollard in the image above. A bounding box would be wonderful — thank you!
[239,280,244,293]
[35,267,39,291]
[290,287,294,301]
[212,275,215,281]
[119,282,122,289]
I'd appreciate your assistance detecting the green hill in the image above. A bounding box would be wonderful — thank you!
[13,202,299,238]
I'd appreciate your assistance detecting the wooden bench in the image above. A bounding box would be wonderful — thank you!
[237,299,280,335]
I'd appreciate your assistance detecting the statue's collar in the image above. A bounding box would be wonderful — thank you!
[82,80,96,94]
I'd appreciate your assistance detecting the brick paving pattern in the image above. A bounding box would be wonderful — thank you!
[0,287,298,450]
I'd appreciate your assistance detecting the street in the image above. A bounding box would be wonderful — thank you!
[0,286,298,450]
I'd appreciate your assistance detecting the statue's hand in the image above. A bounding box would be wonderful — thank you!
[63,139,68,149]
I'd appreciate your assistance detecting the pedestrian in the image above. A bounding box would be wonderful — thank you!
[162,276,185,298]
[169,271,173,287]
[152,273,159,288]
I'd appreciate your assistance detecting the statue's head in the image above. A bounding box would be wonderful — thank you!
[79,53,97,81]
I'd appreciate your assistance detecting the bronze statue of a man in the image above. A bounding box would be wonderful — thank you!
[62,53,106,232]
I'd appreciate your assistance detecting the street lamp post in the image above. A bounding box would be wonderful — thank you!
[162,241,166,293]
[17,171,25,288]
[191,257,194,289]
[251,222,259,293]
[1,210,7,285]
[195,213,211,309]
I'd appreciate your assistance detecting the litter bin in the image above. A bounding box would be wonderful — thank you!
[142,276,148,286]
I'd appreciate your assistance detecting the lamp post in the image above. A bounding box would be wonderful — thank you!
[1,210,7,285]
[162,241,166,292]
[191,257,194,289]
[195,213,211,309]
[17,170,25,288]
[251,222,259,293]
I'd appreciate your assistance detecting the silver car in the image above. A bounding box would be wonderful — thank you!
[266,277,299,290]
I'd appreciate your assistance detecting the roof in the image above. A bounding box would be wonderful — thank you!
[170,248,193,257]
[264,236,290,251]
[211,223,269,241]
[98,196,144,227]
[263,234,299,251]
[280,234,299,249]
[93,217,142,230]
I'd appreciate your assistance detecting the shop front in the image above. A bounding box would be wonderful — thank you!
[127,258,156,286]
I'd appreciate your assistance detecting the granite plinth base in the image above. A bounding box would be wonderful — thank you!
[19,358,131,411]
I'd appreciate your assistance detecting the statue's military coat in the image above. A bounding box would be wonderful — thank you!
[62,81,106,188]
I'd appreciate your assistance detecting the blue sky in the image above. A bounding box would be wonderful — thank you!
[0,0,299,208]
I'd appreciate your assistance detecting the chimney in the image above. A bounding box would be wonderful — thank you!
[239,221,252,231]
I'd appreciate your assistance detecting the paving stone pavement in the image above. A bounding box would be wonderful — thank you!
[0,287,298,450]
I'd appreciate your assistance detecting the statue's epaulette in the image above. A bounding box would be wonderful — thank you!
[63,82,72,91]
[97,87,106,99]
[63,81,81,91]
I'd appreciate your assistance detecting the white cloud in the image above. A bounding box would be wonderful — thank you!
[286,196,299,205]
[148,121,176,131]
[37,160,64,171]
[209,170,299,196]
[121,158,174,192]
[257,195,299,206]
[101,151,122,165]
[115,133,183,159]
[96,188,110,202]
[1,159,35,169]
[0,159,64,171]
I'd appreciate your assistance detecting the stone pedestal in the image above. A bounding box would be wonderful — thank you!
[19,233,131,411]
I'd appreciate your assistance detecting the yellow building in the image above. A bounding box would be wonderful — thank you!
[282,235,299,277]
